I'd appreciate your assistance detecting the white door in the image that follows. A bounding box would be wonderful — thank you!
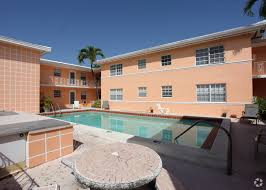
[69,91,75,104]
[69,72,75,85]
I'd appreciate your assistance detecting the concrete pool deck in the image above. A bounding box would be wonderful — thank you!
[0,120,266,190]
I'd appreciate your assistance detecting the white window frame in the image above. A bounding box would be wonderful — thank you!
[110,64,123,76]
[110,88,123,101]
[161,86,172,98]
[81,91,87,100]
[138,59,146,69]
[196,83,226,102]
[54,68,61,77]
[161,55,171,66]
[195,45,224,66]
[80,73,87,85]
[138,87,147,97]
[53,90,61,98]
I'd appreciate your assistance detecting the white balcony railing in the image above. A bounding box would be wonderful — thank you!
[41,76,100,88]
[253,61,266,77]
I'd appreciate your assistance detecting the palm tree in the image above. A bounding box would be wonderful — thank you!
[244,0,266,19]
[77,46,104,100]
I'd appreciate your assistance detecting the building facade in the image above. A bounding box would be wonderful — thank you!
[40,59,99,110]
[0,36,51,113]
[0,36,99,113]
[99,21,266,117]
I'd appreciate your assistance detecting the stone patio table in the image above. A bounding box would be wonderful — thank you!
[73,142,162,190]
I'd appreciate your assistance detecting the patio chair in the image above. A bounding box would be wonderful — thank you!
[240,104,259,125]
[255,128,266,159]
[73,101,80,109]
[102,101,109,110]
[156,104,169,114]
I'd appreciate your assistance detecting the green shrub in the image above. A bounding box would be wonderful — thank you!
[254,97,266,120]
[92,100,101,108]
[40,96,52,112]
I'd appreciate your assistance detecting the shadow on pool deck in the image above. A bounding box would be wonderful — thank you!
[127,121,266,190]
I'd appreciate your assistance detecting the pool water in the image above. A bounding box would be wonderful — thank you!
[51,112,215,148]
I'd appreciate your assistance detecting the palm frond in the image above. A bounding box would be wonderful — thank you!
[244,0,258,16]
[259,0,266,18]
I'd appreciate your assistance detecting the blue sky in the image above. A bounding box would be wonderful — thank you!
[0,0,261,65]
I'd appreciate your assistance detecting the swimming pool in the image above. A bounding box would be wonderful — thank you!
[50,111,217,148]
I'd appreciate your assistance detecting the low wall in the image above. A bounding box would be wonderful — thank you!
[26,126,73,168]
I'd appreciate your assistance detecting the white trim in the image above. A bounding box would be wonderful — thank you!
[108,100,250,105]
[69,90,76,104]
[0,35,51,53]
[26,132,73,143]
[102,59,252,79]
[27,145,73,160]
[97,20,266,64]
[253,75,266,78]
[40,84,96,89]
[41,58,100,72]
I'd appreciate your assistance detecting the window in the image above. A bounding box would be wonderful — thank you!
[196,45,224,65]
[110,89,123,100]
[196,84,226,102]
[161,55,171,66]
[138,59,146,69]
[161,86,172,97]
[54,69,61,77]
[110,64,123,76]
[54,90,61,98]
[81,91,87,100]
[138,87,147,97]
[80,73,87,85]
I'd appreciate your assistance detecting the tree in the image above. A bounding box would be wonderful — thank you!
[244,0,266,19]
[77,46,104,100]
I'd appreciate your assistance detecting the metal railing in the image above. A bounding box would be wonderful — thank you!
[174,120,232,175]
[56,103,62,117]
[41,76,100,88]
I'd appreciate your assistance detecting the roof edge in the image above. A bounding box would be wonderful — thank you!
[0,35,51,53]
[97,20,266,64]
[40,58,100,71]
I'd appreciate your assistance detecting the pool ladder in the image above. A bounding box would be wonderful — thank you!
[50,103,62,117]
[174,120,232,176]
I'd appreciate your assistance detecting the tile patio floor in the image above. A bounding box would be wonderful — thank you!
[0,120,266,190]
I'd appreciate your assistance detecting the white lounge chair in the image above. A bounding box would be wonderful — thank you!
[73,101,80,109]
[240,104,259,125]
[156,104,169,114]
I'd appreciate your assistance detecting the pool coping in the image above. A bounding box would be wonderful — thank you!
[40,108,224,123]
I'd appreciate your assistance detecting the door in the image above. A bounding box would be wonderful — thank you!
[69,91,75,104]
[69,72,75,85]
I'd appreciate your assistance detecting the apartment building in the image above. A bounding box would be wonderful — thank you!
[0,36,51,113]
[98,21,266,117]
[40,59,99,109]
[0,36,99,113]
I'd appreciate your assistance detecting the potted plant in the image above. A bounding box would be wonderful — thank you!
[254,97,266,120]
[43,96,52,112]
[149,107,154,113]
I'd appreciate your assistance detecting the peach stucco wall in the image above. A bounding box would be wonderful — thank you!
[0,42,41,113]
[40,64,95,86]
[40,64,98,108]
[27,126,73,168]
[101,34,253,117]
[40,86,96,109]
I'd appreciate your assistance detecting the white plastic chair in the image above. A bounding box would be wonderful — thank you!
[156,104,169,114]
[73,101,80,109]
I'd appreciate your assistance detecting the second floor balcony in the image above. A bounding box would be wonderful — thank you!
[40,76,100,88]
[253,61,266,78]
